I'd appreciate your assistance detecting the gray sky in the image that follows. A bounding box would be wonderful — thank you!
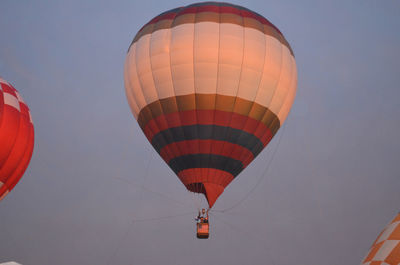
[0,0,399,264]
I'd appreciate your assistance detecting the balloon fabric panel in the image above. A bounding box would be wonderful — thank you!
[362,213,400,265]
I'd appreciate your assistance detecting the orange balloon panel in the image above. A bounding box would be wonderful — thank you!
[0,78,34,201]
[361,213,400,265]
[124,2,297,208]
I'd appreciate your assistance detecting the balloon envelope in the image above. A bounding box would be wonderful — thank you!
[124,2,297,207]
[361,212,400,265]
[0,78,34,201]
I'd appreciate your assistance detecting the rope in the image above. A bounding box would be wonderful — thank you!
[189,191,202,212]
[213,122,287,213]
[106,219,135,265]
[210,212,276,265]
[112,175,191,208]
[106,149,153,265]
[131,211,196,223]
[138,149,153,199]
[106,210,196,265]
[106,147,196,265]
[111,148,191,208]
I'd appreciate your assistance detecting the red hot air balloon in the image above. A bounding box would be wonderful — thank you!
[0,77,34,201]
[124,2,297,209]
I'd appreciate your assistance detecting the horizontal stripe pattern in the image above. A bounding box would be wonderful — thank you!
[124,2,297,206]
[131,2,293,55]
[134,14,285,49]
[137,94,280,135]
[125,19,297,125]
[178,168,234,187]
[142,109,274,145]
[169,154,243,177]
[143,2,281,32]
[137,96,276,201]
[159,140,254,167]
[151,124,264,157]
[178,167,233,207]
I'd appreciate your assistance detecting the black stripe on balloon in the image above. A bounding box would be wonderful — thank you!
[151,125,264,157]
[150,2,253,21]
[185,2,258,13]
[168,154,244,177]
[156,7,181,17]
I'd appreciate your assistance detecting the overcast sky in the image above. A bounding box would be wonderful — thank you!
[0,1,399,265]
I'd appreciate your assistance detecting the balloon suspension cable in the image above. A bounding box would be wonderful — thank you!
[113,175,191,208]
[190,191,201,211]
[188,182,208,211]
[106,211,196,265]
[212,121,288,214]
[107,149,195,264]
[210,212,276,265]
[131,211,197,223]
[111,148,192,208]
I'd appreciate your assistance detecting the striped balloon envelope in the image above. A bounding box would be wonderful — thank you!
[124,2,297,208]
[0,78,34,201]
[361,213,400,265]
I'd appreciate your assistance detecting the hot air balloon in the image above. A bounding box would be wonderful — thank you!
[124,2,297,233]
[361,212,400,265]
[0,77,34,201]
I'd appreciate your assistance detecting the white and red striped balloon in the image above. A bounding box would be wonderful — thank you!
[0,77,34,201]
